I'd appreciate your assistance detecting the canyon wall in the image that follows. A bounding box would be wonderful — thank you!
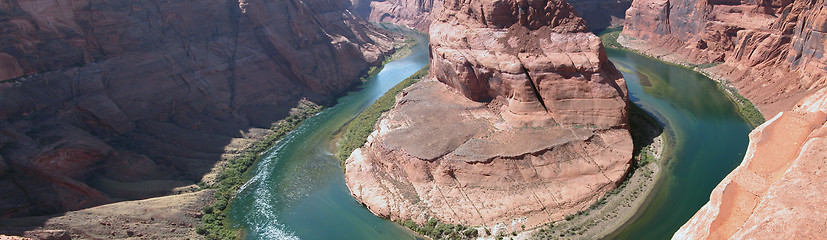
[674,87,827,240]
[350,0,440,31]
[568,0,632,30]
[350,0,631,33]
[345,0,633,231]
[620,0,827,117]
[0,0,398,218]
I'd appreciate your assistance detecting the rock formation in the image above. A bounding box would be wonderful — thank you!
[673,87,827,240]
[620,0,827,117]
[345,0,633,230]
[0,0,398,218]
[351,0,440,31]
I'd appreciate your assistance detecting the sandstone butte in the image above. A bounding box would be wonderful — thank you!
[621,0,827,118]
[674,87,827,240]
[0,0,398,219]
[345,0,634,231]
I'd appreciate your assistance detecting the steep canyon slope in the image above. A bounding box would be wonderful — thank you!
[621,0,827,117]
[674,87,827,240]
[345,0,633,230]
[0,0,398,218]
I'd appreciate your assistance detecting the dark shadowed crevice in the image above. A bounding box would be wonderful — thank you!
[520,64,549,112]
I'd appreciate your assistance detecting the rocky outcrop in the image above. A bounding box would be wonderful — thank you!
[345,0,632,230]
[0,0,399,217]
[351,0,440,31]
[620,0,827,117]
[673,87,827,240]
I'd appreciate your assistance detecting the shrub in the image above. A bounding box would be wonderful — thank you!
[399,217,476,240]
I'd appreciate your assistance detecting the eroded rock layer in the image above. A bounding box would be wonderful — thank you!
[346,79,632,229]
[0,0,398,217]
[346,0,632,229]
[674,87,827,240]
[431,0,629,127]
[621,0,827,117]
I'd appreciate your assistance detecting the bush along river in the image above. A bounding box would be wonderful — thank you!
[604,47,752,239]
[226,32,752,239]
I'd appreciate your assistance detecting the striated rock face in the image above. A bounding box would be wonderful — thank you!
[621,0,827,117]
[351,0,440,31]
[346,0,632,230]
[0,0,398,217]
[674,87,827,240]
[430,0,629,127]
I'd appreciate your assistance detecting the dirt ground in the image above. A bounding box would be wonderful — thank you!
[0,190,214,240]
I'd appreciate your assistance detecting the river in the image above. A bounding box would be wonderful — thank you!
[226,34,428,239]
[227,36,752,239]
[604,47,751,239]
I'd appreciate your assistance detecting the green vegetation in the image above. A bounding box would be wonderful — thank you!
[596,26,624,49]
[689,62,723,69]
[197,101,323,240]
[628,104,663,166]
[400,219,478,240]
[717,83,765,128]
[335,65,430,162]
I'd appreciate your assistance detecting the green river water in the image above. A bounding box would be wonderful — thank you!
[604,48,751,239]
[227,36,751,239]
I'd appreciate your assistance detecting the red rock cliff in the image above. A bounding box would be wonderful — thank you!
[621,0,827,117]
[673,87,827,240]
[345,0,632,231]
[0,0,398,217]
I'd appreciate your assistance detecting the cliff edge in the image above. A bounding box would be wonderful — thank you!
[674,87,827,240]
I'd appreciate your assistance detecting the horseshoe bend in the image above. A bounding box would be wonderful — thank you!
[0,0,826,239]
